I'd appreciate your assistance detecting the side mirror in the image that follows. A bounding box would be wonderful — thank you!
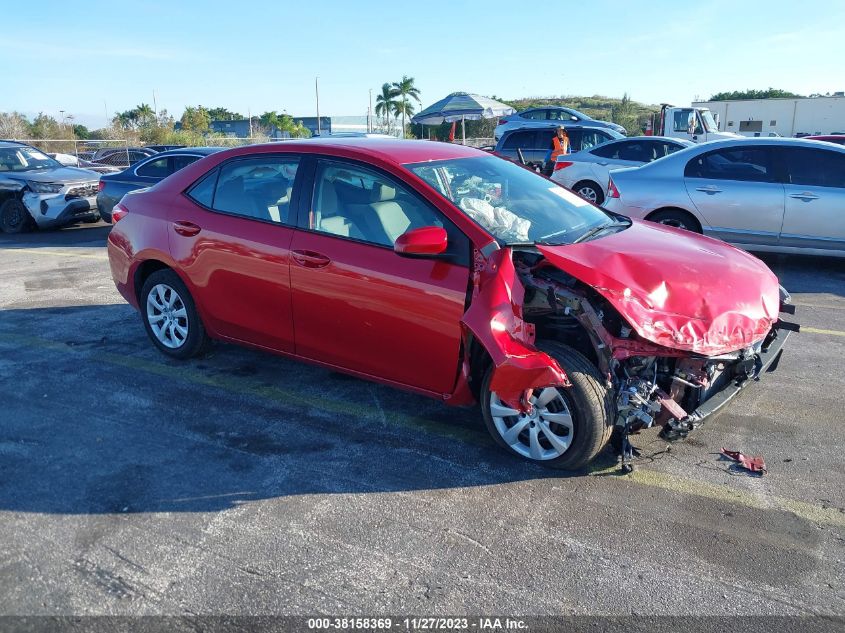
[394,226,448,257]
[570,115,578,121]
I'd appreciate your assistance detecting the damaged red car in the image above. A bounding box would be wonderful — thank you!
[107,139,794,470]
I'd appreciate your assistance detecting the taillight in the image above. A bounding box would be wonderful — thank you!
[553,161,573,172]
[111,203,128,223]
[97,180,105,192]
[607,177,620,199]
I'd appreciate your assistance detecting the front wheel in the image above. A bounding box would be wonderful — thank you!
[480,342,613,469]
[140,269,210,359]
[0,200,32,234]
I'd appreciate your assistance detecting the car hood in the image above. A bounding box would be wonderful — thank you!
[536,219,781,355]
[10,166,99,184]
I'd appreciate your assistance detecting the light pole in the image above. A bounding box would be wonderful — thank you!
[315,76,321,136]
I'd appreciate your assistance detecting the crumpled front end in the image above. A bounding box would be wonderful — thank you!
[461,248,569,408]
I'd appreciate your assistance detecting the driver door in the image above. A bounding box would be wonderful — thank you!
[289,159,471,394]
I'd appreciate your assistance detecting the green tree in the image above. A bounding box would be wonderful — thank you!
[30,113,63,139]
[392,75,421,138]
[258,111,310,138]
[375,83,398,133]
[135,103,155,127]
[207,107,244,121]
[72,124,90,139]
[709,88,804,101]
[180,106,211,133]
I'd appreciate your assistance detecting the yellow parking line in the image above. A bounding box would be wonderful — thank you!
[0,248,108,261]
[802,327,845,337]
[2,329,844,528]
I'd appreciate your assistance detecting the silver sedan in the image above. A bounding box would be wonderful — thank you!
[603,138,845,257]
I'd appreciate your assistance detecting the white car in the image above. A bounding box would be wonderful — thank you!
[550,136,693,205]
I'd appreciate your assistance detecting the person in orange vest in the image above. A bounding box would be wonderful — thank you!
[544,126,571,174]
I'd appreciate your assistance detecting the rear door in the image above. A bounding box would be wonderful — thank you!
[778,146,845,253]
[683,145,784,245]
[288,158,471,394]
[169,154,302,352]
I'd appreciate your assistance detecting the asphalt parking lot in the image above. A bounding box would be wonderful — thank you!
[0,223,844,617]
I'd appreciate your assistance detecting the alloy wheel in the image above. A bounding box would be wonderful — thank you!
[577,186,599,203]
[489,387,574,460]
[146,283,189,349]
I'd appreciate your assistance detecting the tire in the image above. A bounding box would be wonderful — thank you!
[647,208,702,233]
[140,269,209,360]
[0,199,32,234]
[480,341,613,470]
[573,180,604,206]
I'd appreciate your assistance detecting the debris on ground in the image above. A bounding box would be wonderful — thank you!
[721,448,767,475]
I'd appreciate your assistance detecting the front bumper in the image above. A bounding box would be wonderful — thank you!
[661,321,792,439]
[23,185,100,229]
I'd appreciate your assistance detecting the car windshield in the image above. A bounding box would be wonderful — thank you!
[406,156,623,245]
[0,147,61,172]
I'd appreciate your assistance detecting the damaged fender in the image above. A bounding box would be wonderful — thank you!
[461,247,569,406]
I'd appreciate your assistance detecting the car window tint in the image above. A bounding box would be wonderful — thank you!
[212,157,299,224]
[136,157,170,178]
[615,141,651,162]
[547,109,574,121]
[502,131,536,150]
[685,147,775,182]
[782,148,845,188]
[171,155,202,172]
[186,169,218,207]
[312,162,455,250]
[590,140,624,158]
[519,110,546,120]
[663,142,686,156]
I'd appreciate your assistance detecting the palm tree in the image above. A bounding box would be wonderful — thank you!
[374,83,398,133]
[392,75,421,138]
[135,103,155,127]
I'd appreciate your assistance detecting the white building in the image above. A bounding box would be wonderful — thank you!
[692,94,845,137]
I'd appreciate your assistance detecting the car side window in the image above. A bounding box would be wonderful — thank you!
[685,147,776,183]
[520,110,545,120]
[311,161,467,258]
[578,130,609,152]
[782,148,845,188]
[547,110,571,121]
[502,131,535,150]
[663,142,686,157]
[590,140,624,159]
[136,157,170,178]
[186,169,218,208]
[210,157,299,224]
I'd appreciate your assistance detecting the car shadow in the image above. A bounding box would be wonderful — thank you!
[0,222,111,249]
[0,304,612,516]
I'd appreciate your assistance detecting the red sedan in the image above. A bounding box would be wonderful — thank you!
[108,139,793,470]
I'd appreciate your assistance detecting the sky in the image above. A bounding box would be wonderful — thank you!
[2,0,844,129]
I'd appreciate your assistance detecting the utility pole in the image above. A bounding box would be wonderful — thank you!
[153,90,158,119]
[368,88,373,133]
[315,76,321,136]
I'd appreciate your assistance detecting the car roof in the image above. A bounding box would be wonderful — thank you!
[207,138,482,165]
[689,137,845,152]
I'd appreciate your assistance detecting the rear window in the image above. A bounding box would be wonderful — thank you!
[502,131,536,150]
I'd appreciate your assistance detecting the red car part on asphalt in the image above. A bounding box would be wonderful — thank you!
[108,139,793,470]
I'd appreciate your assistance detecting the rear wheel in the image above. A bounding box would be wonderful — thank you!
[480,342,612,470]
[140,270,209,359]
[573,180,604,206]
[647,208,702,233]
[0,200,32,234]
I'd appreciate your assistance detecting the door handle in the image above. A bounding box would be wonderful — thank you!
[172,221,201,236]
[292,249,331,269]
[695,186,722,194]
[597,161,609,166]
[789,192,819,201]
